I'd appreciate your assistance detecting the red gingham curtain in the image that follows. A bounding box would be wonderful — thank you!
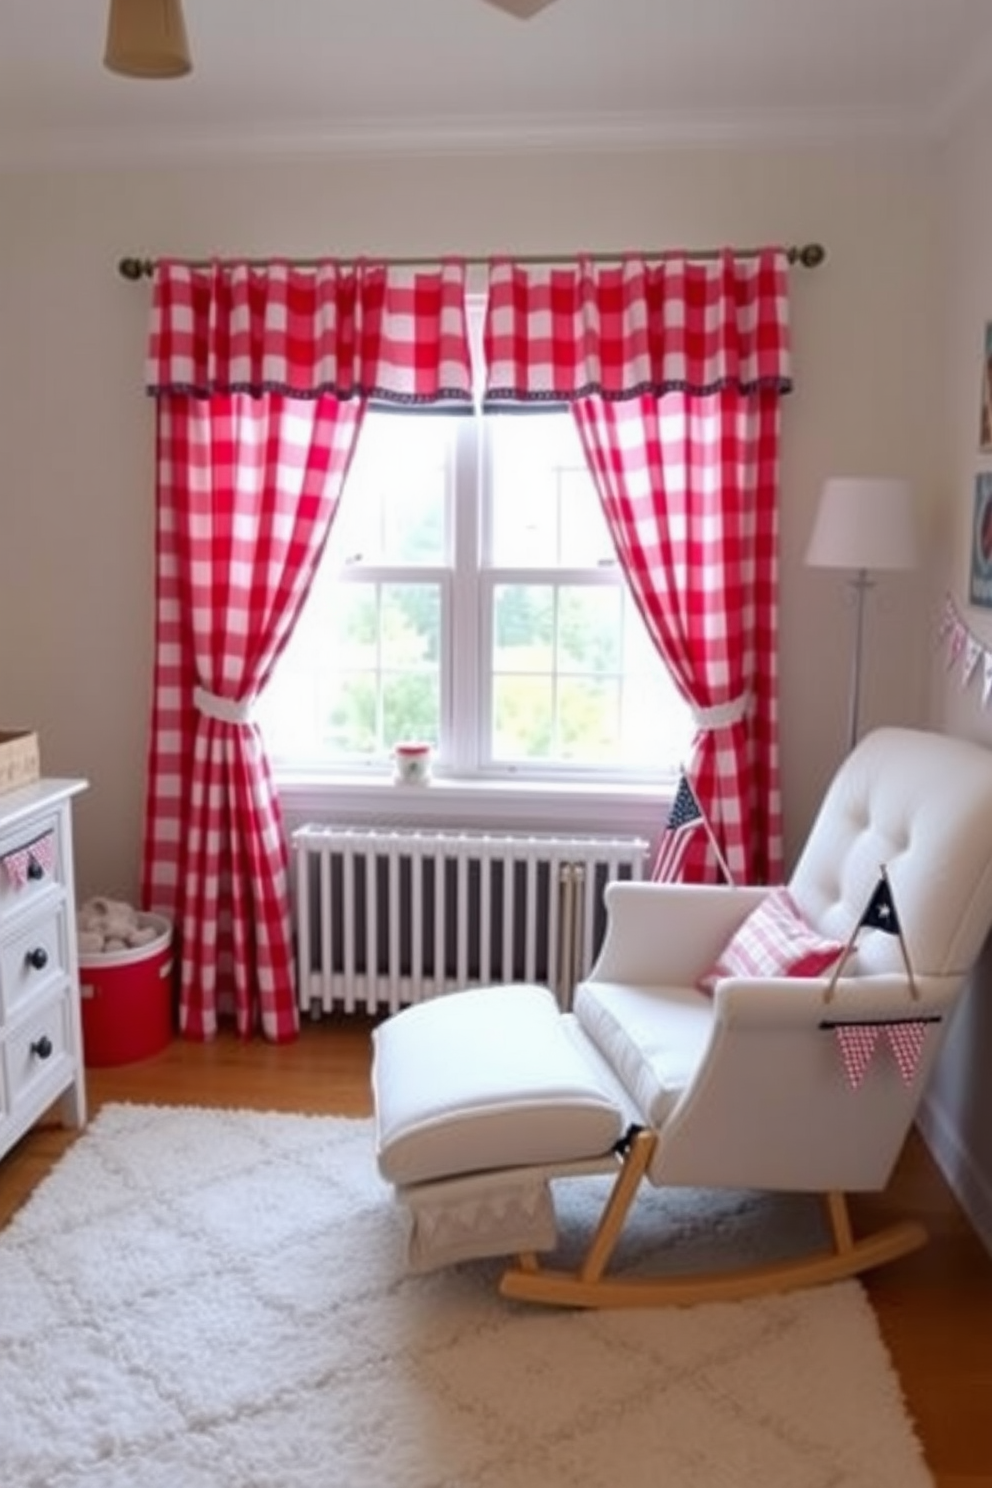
[147,258,475,408]
[142,395,362,1040]
[141,260,473,1040]
[574,391,782,884]
[482,251,791,884]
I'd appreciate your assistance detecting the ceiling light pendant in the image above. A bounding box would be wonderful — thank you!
[481,0,559,16]
[104,0,192,79]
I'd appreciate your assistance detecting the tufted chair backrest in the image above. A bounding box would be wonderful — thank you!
[789,727,992,979]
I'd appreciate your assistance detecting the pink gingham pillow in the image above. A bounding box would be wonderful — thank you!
[698,887,847,995]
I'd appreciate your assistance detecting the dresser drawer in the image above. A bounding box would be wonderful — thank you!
[0,905,68,1022]
[0,813,63,926]
[3,986,72,1117]
[0,780,87,1162]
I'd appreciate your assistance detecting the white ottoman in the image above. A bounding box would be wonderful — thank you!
[372,983,630,1270]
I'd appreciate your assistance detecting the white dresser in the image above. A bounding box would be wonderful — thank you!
[0,779,88,1161]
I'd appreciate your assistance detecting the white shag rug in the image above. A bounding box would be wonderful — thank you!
[0,1104,933,1488]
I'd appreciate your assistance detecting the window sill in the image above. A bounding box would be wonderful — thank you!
[275,771,669,845]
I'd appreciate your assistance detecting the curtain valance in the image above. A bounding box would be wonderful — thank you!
[481,250,792,409]
[145,259,475,408]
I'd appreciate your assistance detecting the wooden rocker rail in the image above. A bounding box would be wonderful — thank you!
[498,1131,928,1309]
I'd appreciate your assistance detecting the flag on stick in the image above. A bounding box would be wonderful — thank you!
[652,769,735,884]
[857,874,900,935]
[823,864,917,1003]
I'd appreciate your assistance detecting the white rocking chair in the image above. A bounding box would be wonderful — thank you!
[372,727,992,1307]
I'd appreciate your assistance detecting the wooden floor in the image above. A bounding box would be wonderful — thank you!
[3,1018,992,1486]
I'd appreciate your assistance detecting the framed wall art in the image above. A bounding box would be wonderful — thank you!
[969,472,992,609]
[980,321,992,451]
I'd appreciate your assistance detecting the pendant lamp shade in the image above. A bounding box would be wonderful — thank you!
[104,0,192,79]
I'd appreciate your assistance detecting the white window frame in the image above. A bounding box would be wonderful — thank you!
[268,311,688,832]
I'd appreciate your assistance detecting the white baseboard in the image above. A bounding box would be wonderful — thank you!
[916,1094,992,1258]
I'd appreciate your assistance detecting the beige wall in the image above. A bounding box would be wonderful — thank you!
[0,142,940,904]
[919,87,992,1251]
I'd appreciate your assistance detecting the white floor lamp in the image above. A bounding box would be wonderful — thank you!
[805,477,919,752]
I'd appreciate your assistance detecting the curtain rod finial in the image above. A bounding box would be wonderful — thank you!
[792,243,826,268]
[118,256,153,281]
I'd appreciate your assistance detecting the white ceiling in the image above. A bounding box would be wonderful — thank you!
[3,0,992,166]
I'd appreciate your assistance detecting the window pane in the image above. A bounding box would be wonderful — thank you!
[557,587,621,675]
[328,413,449,566]
[334,586,379,669]
[493,675,554,760]
[558,468,614,567]
[619,670,695,769]
[383,671,440,747]
[259,580,441,762]
[259,396,695,780]
[494,585,553,674]
[558,676,621,761]
[489,413,615,568]
[379,583,441,670]
[323,674,377,755]
[488,578,692,770]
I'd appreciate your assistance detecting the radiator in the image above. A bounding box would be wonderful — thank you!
[292,825,649,1016]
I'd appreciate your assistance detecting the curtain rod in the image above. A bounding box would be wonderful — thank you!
[117,242,826,280]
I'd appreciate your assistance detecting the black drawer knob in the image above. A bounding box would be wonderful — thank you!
[30,1035,53,1060]
[26,857,44,881]
[26,946,49,971]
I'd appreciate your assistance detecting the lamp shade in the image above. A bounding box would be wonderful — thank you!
[805,477,918,573]
[104,0,192,79]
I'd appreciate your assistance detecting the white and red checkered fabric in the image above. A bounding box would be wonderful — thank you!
[1,831,55,888]
[833,1021,931,1089]
[483,250,791,884]
[575,389,784,885]
[884,1020,930,1082]
[698,887,848,993]
[141,260,474,1041]
[141,394,366,1041]
[482,251,791,406]
[834,1024,881,1090]
[147,259,474,408]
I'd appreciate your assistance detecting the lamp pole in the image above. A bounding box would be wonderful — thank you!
[847,569,874,753]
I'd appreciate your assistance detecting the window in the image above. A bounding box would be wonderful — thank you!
[258,407,693,782]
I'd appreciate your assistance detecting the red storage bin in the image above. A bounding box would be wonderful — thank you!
[79,913,174,1066]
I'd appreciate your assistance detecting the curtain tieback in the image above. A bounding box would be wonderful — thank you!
[193,686,257,726]
[691,692,750,732]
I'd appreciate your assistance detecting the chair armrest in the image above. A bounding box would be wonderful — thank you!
[587,881,769,986]
[714,972,960,1027]
[650,969,964,1191]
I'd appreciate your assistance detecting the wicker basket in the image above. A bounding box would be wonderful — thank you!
[0,731,39,797]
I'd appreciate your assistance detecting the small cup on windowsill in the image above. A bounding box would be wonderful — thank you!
[393,741,433,786]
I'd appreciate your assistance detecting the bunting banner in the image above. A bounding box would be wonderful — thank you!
[1,831,55,888]
[832,1020,934,1089]
[940,593,992,707]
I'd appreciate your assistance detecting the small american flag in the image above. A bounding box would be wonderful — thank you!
[652,771,704,881]
[857,873,901,935]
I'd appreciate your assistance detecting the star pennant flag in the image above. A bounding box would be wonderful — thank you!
[823,864,917,1003]
[857,873,901,935]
